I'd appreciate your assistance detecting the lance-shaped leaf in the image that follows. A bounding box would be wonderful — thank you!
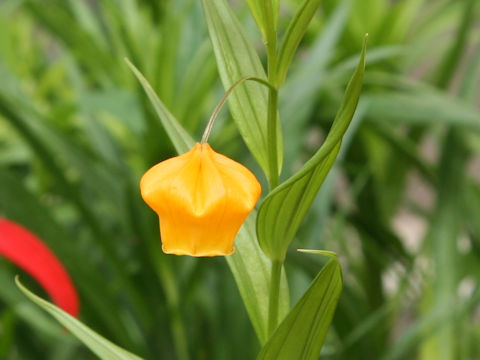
[257,258,342,360]
[16,278,143,360]
[127,63,289,344]
[201,0,283,180]
[276,0,324,85]
[246,0,266,39]
[257,36,367,261]
[125,59,195,154]
[246,0,280,39]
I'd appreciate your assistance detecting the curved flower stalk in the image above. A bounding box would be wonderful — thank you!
[140,143,261,256]
[0,218,79,317]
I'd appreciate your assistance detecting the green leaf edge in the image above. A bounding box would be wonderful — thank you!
[15,276,144,360]
[257,259,343,360]
[276,0,324,85]
[125,58,195,153]
[280,34,367,176]
[257,35,368,261]
[297,249,338,259]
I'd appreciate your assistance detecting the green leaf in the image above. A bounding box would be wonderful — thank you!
[376,0,423,44]
[201,0,283,180]
[297,249,338,259]
[0,265,73,343]
[66,58,122,166]
[364,90,480,129]
[24,0,117,81]
[432,0,476,89]
[257,36,367,261]
[276,0,324,85]
[125,64,289,344]
[257,259,342,360]
[227,214,290,345]
[246,0,267,38]
[459,41,480,102]
[15,277,143,360]
[421,130,466,360]
[125,58,195,154]
[67,0,108,50]
[0,73,120,206]
[246,0,280,40]
[281,0,351,171]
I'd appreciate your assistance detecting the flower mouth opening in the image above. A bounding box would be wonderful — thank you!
[162,244,236,257]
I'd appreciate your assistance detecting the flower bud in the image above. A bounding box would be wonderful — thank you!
[140,143,261,256]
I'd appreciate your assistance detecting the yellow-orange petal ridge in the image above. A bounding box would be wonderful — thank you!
[140,143,262,257]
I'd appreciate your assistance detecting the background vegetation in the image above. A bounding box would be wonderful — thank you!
[0,0,479,359]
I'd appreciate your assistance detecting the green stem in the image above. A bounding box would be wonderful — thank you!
[264,0,279,190]
[267,87,279,189]
[267,260,282,337]
[264,0,282,338]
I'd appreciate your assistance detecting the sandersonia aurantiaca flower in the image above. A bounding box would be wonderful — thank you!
[140,78,262,257]
[0,218,79,316]
[141,143,261,256]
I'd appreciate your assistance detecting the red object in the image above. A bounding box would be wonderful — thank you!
[0,218,79,317]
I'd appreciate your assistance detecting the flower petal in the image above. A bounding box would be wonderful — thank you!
[0,218,79,317]
[140,143,261,257]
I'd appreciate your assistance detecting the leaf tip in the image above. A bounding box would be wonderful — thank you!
[124,58,141,78]
[297,249,338,259]
[362,34,369,51]
[15,275,29,297]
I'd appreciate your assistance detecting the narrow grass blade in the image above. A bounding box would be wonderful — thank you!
[125,58,195,154]
[16,277,144,360]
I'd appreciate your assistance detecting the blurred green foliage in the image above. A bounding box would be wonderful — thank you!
[0,0,479,359]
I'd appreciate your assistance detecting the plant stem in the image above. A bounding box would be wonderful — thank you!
[262,0,279,190]
[266,87,279,189]
[264,0,282,337]
[267,259,282,337]
[265,30,279,189]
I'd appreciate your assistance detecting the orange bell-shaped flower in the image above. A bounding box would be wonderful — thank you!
[140,143,261,256]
